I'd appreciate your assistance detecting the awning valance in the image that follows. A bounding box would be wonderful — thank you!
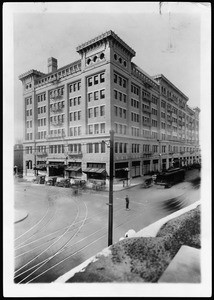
[65,166,82,172]
[83,168,107,175]
[34,164,46,170]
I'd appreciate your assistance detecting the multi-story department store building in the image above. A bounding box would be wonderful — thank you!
[19,30,200,181]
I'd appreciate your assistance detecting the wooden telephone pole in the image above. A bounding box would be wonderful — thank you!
[108,130,114,246]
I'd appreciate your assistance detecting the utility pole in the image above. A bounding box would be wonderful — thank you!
[108,130,114,246]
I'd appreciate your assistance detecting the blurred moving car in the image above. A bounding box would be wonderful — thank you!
[55,177,71,188]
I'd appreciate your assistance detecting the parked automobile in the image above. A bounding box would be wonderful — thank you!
[32,175,46,184]
[55,177,71,188]
[45,176,58,186]
[70,178,86,188]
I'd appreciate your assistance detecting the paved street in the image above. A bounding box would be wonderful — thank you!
[14,170,200,283]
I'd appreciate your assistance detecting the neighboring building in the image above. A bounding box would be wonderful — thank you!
[19,30,200,181]
[14,144,23,174]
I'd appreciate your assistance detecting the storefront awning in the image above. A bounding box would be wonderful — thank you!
[115,168,129,172]
[34,164,46,170]
[83,168,107,175]
[65,166,82,172]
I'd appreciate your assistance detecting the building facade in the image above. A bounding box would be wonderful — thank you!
[19,30,200,181]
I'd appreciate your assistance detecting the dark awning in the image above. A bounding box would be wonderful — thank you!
[65,166,82,172]
[83,168,107,175]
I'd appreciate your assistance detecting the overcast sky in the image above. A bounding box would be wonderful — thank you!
[5,2,209,143]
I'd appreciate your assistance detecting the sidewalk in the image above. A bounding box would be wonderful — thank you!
[105,176,150,192]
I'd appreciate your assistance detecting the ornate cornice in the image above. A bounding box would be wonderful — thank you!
[19,69,45,81]
[76,30,136,58]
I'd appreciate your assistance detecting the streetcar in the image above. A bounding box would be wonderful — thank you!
[154,168,185,188]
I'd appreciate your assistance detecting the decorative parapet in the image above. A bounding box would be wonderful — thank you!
[19,69,45,81]
[34,60,81,88]
[131,63,159,91]
[76,30,136,58]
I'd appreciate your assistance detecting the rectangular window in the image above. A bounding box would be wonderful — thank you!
[100,89,105,99]
[100,123,105,133]
[88,108,93,119]
[119,143,123,153]
[88,77,92,87]
[88,125,93,135]
[115,142,118,153]
[87,143,93,153]
[114,74,117,83]
[123,109,126,119]
[94,91,99,100]
[100,73,105,83]
[123,94,127,103]
[88,93,92,102]
[94,143,99,153]
[78,96,81,105]
[78,111,81,120]
[94,107,99,117]
[123,79,126,88]
[100,105,105,116]
[114,106,118,116]
[114,90,117,99]
[94,124,99,134]
[124,143,127,153]
[94,75,98,85]
[101,141,106,153]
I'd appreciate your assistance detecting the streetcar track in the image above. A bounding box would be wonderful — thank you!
[14,197,81,278]
[16,199,88,284]
[15,198,58,248]
[24,207,144,283]
[15,202,123,256]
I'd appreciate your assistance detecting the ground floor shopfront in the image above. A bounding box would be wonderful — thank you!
[24,153,201,181]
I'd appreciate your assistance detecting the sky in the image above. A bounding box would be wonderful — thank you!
[5,2,209,144]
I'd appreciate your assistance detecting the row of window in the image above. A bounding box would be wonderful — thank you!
[69,111,81,121]
[38,118,46,127]
[37,93,46,102]
[26,132,33,140]
[69,126,81,136]
[26,109,32,116]
[50,128,65,137]
[37,131,47,139]
[69,81,81,93]
[115,142,128,154]
[50,114,65,124]
[49,144,65,154]
[114,90,127,103]
[69,96,81,107]
[87,53,105,66]
[38,106,46,114]
[26,120,32,128]
[115,123,127,135]
[68,143,82,153]
[114,73,127,88]
[131,127,140,137]
[88,89,105,102]
[50,87,64,98]
[132,144,140,153]
[86,142,106,154]
[50,101,65,111]
[88,73,105,87]
[115,106,127,119]
[88,105,105,118]
[87,123,105,135]
[26,97,32,105]
[152,95,158,105]
[131,98,139,108]
[131,84,139,96]
[131,112,140,123]
[114,53,127,68]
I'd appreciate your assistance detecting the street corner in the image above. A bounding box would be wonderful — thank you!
[14,209,28,223]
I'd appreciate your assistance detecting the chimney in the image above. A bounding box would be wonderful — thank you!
[48,57,58,73]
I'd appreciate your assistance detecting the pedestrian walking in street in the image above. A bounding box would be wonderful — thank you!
[125,195,130,210]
